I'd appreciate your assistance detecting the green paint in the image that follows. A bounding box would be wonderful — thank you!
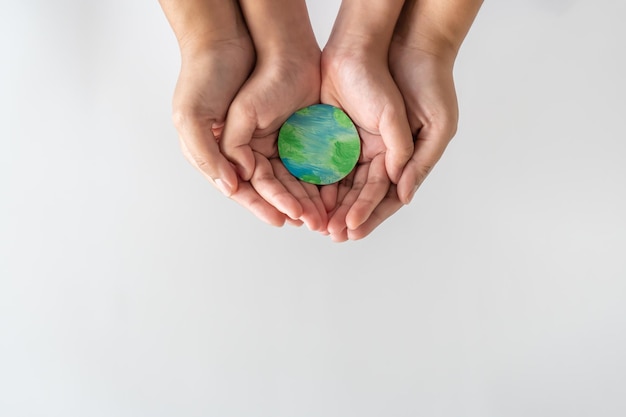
[278,104,361,185]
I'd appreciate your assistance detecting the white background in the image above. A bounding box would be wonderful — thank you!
[1,1,625,416]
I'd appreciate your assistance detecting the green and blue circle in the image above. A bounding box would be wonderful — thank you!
[278,104,361,185]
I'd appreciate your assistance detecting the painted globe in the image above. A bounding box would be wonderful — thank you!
[277,104,361,185]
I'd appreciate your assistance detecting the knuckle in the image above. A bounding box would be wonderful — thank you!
[449,123,459,139]
[171,107,195,131]
[436,115,459,141]
[185,152,213,175]
[230,99,256,123]
[255,171,276,184]
[398,143,415,159]
[444,118,459,140]
[193,156,211,170]
[340,176,354,189]
[368,173,389,187]
[351,176,367,190]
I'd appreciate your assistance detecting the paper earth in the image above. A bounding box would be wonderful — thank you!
[277,104,361,185]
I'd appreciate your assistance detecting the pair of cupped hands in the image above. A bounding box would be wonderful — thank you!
[172,23,459,242]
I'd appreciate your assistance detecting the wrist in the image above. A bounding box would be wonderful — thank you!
[178,33,253,63]
[160,0,250,54]
[179,35,254,60]
[389,43,457,84]
[254,35,320,64]
[390,35,458,66]
[256,49,321,83]
[392,22,461,63]
[326,0,405,59]
[392,0,483,62]
[239,0,319,60]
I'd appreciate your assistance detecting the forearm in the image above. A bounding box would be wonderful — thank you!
[159,0,248,54]
[394,0,483,59]
[328,0,406,56]
[237,0,318,58]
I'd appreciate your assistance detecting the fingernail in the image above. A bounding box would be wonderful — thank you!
[215,179,232,197]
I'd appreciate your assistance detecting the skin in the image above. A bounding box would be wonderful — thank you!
[218,0,328,230]
[319,0,415,241]
[159,0,482,238]
[338,0,484,241]
[159,0,324,228]
[158,0,251,196]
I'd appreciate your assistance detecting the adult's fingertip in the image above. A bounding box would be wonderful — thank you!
[405,184,419,205]
[396,164,420,205]
[385,156,404,185]
[287,205,304,223]
[396,181,416,205]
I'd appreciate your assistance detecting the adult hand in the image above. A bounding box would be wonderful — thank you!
[173,39,304,227]
[160,0,255,197]
[391,45,459,207]
[342,46,459,241]
[216,0,328,231]
[172,38,254,198]
[344,0,483,240]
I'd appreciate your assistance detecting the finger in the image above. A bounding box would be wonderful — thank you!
[327,197,351,236]
[327,166,369,235]
[347,185,403,241]
[379,101,414,184]
[270,160,326,231]
[320,183,338,213]
[303,182,329,232]
[230,181,289,227]
[324,174,352,220]
[181,136,288,226]
[397,125,452,205]
[220,101,257,181]
[334,172,355,211]
[250,153,303,220]
[345,154,390,230]
[175,116,239,196]
[330,171,358,223]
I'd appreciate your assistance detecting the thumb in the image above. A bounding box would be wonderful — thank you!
[397,126,451,205]
[379,101,414,184]
[220,101,257,181]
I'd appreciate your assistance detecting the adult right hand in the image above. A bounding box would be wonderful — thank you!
[344,45,459,241]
